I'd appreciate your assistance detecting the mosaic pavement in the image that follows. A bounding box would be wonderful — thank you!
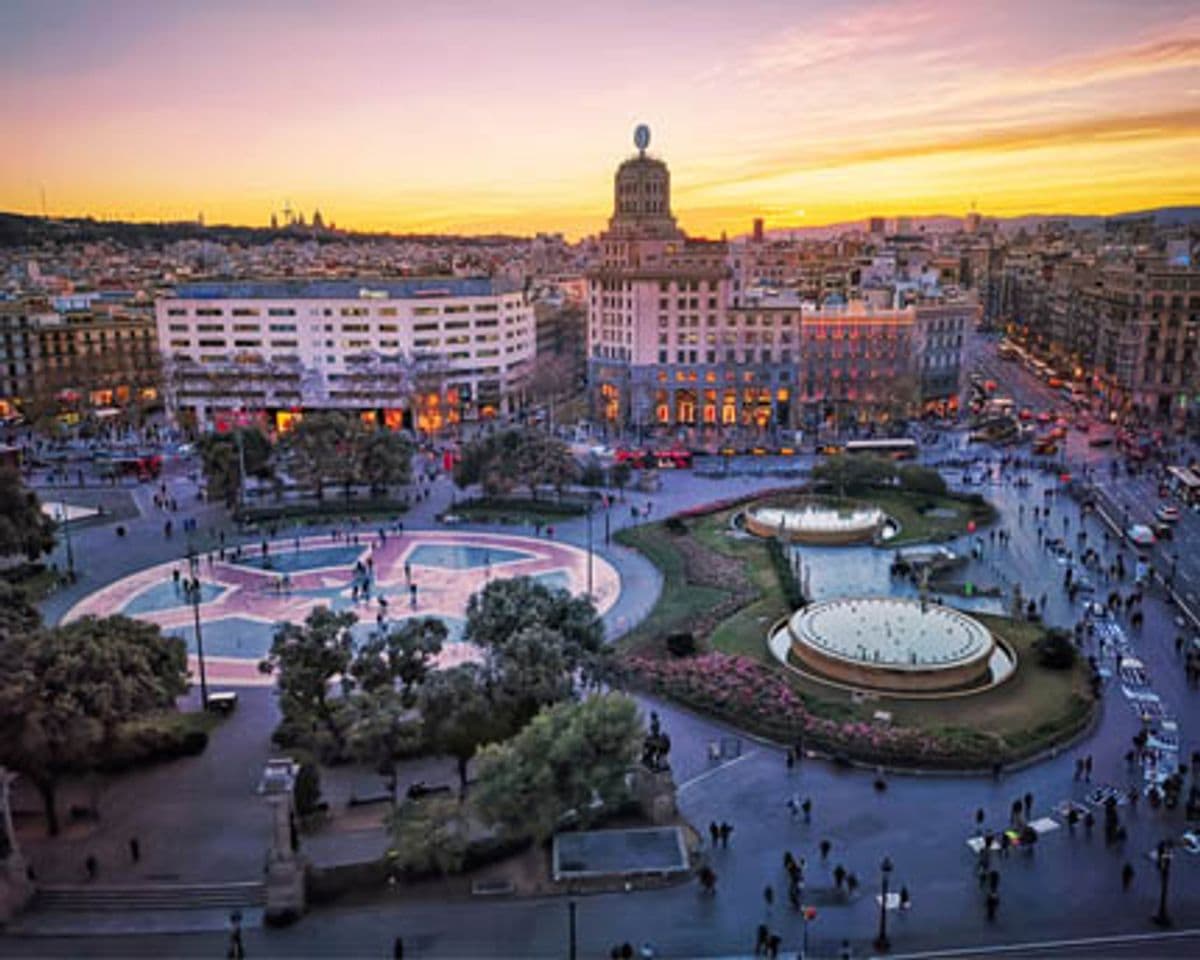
[65,530,621,687]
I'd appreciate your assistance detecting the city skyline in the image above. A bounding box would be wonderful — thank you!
[2,0,1199,238]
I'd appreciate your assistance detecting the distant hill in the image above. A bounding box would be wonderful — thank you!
[752,206,1200,240]
[0,212,528,248]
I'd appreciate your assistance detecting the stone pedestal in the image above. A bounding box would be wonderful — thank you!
[0,769,34,923]
[259,760,306,925]
[633,765,677,825]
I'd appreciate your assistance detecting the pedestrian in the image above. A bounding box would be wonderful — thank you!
[985,890,1000,921]
[1084,754,1093,780]
[833,864,846,890]
[899,884,910,909]
[698,865,717,894]
[819,839,831,861]
[786,747,795,770]
[765,933,781,959]
[719,822,732,848]
[755,923,769,956]
[85,854,97,881]
[1022,792,1033,820]
[709,821,720,847]
[1121,862,1134,891]
[801,797,812,823]
[763,884,774,910]
[846,872,859,898]
[129,837,140,863]
[975,807,985,833]
[393,934,404,959]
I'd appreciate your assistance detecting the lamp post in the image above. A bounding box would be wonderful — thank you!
[1152,840,1174,926]
[186,545,210,710]
[57,504,75,583]
[874,855,894,952]
[586,502,594,599]
[604,498,611,546]
[567,898,577,960]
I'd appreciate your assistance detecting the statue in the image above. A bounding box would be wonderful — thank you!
[641,714,672,773]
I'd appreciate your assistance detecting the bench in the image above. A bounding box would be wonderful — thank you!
[348,791,393,808]
[471,879,515,897]
[207,691,239,714]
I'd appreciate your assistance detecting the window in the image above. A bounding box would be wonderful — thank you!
[232,308,259,317]
[268,308,296,317]
[414,322,439,332]
[166,308,186,317]
[168,323,188,332]
[232,323,259,332]
[196,308,223,317]
[268,323,296,333]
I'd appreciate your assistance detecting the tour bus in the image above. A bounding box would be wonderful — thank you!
[843,438,918,460]
[1166,465,1200,506]
[614,448,693,470]
[95,452,163,482]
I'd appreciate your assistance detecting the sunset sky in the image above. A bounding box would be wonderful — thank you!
[1,0,1197,238]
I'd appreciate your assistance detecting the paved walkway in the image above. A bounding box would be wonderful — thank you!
[12,445,1200,956]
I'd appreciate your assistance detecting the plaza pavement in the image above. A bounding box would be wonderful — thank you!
[8,444,1200,956]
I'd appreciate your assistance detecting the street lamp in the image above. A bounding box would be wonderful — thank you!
[874,855,894,952]
[186,545,210,710]
[56,504,75,583]
[586,502,594,599]
[567,898,577,960]
[1152,840,1174,926]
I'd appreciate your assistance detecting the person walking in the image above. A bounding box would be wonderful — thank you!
[719,822,733,848]
[801,797,812,823]
[819,839,831,861]
[1121,862,1134,891]
[129,837,140,863]
[1023,792,1033,821]
[763,884,775,911]
[986,890,1000,921]
[393,934,404,959]
[755,923,769,956]
[709,821,720,847]
[85,855,97,881]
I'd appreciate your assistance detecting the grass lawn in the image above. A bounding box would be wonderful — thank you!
[455,497,586,527]
[619,493,1094,767]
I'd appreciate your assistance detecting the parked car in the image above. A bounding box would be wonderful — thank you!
[1155,503,1181,523]
[1126,524,1156,547]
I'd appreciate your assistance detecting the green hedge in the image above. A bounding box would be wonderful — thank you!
[98,711,216,772]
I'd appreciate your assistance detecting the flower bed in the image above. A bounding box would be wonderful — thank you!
[623,652,992,769]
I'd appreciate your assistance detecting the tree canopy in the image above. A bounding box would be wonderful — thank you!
[0,469,56,560]
[453,428,577,499]
[465,576,603,669]
[197,428,272,507]
[473,693,642,842]
[418,663,510,796]
[0,615,188,834]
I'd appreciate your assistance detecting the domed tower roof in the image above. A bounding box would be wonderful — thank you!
[606,125,681,239]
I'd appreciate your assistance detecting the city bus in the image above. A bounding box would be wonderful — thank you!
[1166,465,1200,505]
[614,448,693,470]
[843,438,918,460]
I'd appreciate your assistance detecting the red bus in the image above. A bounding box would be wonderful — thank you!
[615,448,693,470]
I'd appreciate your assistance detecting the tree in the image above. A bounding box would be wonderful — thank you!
[0,469,55,560]
[197,428,272,507]
[387,794,469,876]
[348,687,422,806]
[897,464,948,496]
[259,607,358,759]
[465,576,603,669]
[526,352,577,431]
[810,453,896,498]
[351,616,446,701]
[0,615,188,835]
[360,429,413,496]
[473,694,642,842]
[486,624,574,731]
[418,664,508,797]
[609,460,632,500]
[1035,628,1078,670]
[284,412,357,501]
[453,428,577,500]
[0,581,42,637]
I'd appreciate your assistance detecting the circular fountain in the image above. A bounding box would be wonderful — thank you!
[744,498,896,545]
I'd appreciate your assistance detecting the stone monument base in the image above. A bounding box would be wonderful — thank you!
[633,766,677,825]
[0,855,34,924]
[264,855,305,926]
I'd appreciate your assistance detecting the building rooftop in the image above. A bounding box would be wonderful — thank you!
[166,277,518,300]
